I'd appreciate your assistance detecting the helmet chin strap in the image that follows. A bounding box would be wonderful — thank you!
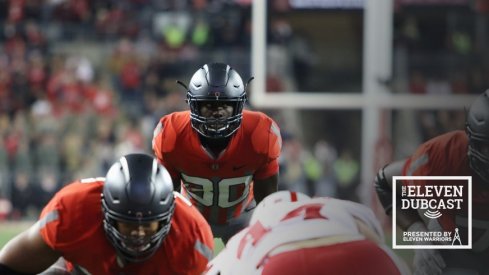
[116,254,126,268]
[116,251,151,268]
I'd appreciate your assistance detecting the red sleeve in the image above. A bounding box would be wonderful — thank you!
[401,132,468,231]
[253,119,282,180]
[152,119,165,161]
[403,144,433,178]
[401,137,440,190]
[402,132,464,178]
[190,215,215,274]
[39,191,63,250]
[152,116,179,179]
[170,194,215,274]
[39,180,103,251]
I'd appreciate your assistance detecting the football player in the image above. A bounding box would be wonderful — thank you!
[0,154,214,274]
[375,91,489,274]
[206,191,409,275]
[152,63,281,243]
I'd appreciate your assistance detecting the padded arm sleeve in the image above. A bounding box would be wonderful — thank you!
[374,165,393,215]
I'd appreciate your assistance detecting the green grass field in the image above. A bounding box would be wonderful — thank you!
[0,221,34,248]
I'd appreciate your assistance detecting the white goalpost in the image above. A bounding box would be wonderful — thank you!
[250,0,477,205]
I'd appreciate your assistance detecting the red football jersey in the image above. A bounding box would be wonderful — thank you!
[39,178,214,275]
[403,130,489,252]
[152,110,281,225]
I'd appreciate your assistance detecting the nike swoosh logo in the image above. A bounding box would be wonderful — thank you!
[233,165,246,171]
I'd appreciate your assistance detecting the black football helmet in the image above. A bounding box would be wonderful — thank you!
[102,154,175,262]
[183,63,250,139]
[466,90,489,184]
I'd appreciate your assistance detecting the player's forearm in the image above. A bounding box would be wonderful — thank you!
[374,165,393,214]
[0,239,46,274]
[253,174,278,203]
[0,263,31,275]
[0,223,60,273]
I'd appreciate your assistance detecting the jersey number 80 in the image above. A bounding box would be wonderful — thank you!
[181,173,253,208]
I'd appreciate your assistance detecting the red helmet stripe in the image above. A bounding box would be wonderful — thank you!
[290,191,297,202]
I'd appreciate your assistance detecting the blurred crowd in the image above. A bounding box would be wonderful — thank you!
[0,0,359,220]
[393,6,489,141]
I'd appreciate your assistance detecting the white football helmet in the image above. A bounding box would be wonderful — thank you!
[209,194,391,275]
[249,191,311,227]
